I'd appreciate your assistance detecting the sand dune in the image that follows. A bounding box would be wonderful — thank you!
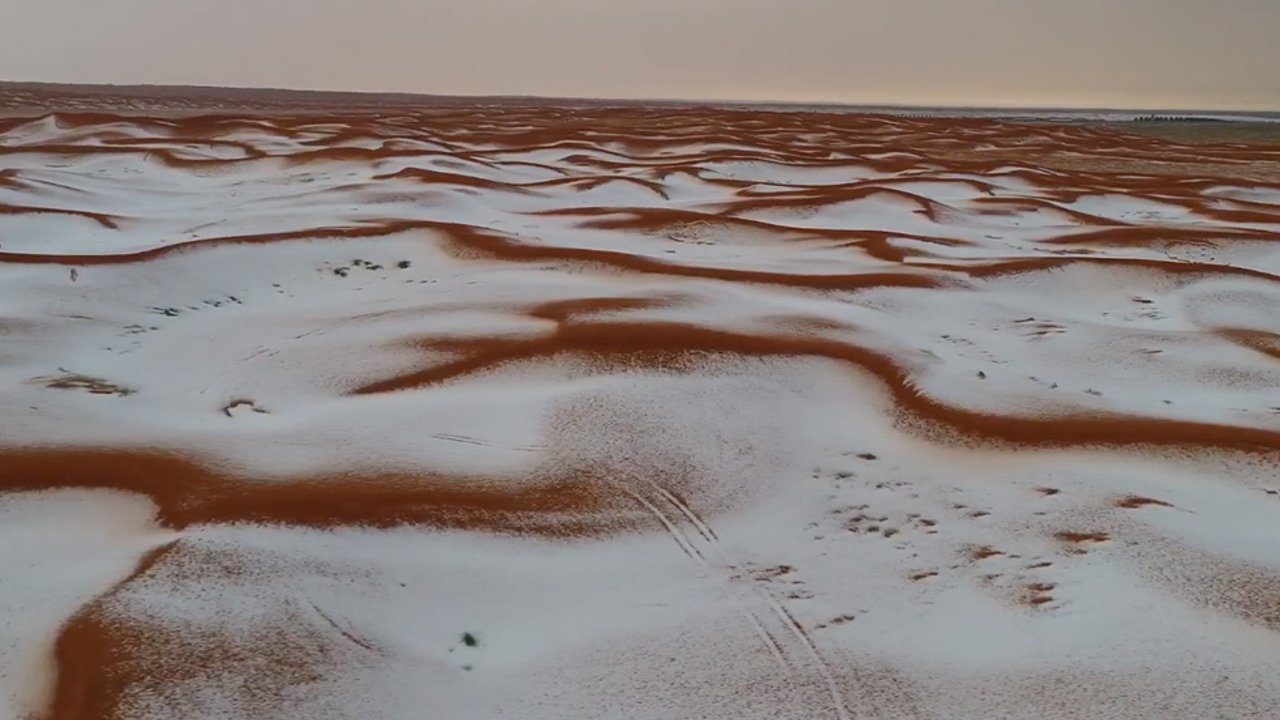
[1,98,1278,719]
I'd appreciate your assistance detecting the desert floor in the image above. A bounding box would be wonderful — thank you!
[2,87,1279,720]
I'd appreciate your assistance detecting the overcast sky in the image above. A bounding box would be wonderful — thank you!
[4,0,1278,110]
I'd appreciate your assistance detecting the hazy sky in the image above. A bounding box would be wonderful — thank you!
[5,0,1278,110]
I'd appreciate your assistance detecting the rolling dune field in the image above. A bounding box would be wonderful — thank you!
[1,92,1279,719]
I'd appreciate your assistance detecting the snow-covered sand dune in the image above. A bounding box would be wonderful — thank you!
[1,105,1278,720]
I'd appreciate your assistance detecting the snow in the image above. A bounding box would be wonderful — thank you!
[0,491,173,720]
[1,107,1278,720]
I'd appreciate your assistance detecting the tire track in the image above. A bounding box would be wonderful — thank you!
[622,483,853,720]
[617,486,790,669]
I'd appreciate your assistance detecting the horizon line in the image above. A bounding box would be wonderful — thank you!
[3,78,1278,117]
